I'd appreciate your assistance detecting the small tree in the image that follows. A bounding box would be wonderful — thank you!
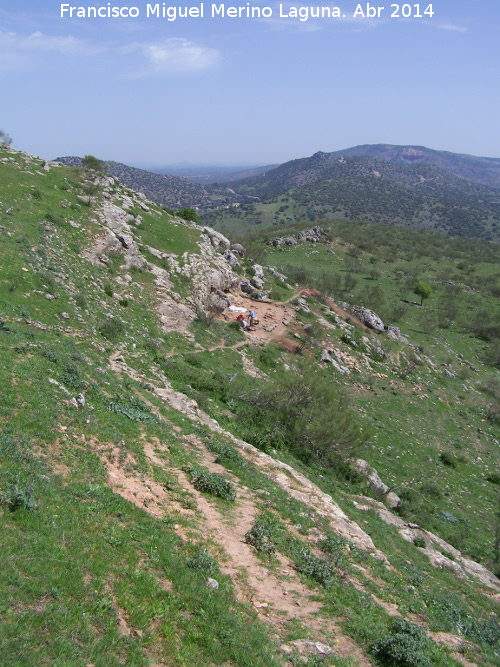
[0,129,12,148]
[414,280,433,306]
[82,155,106,173]
[177,207,199,223]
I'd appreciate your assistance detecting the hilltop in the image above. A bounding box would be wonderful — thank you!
[1,145,500,667]
[54,156,241,210]
[329,144,500,190]
[205,152,500,241]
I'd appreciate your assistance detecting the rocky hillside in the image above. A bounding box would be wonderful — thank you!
[329,144,500,189]
[54,156,239,210]
[207,152,500,241]
[1,145,500,667]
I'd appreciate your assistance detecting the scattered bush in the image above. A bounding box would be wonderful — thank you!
[319,535,348,568]
[61,361,84,391]
[187,548,218,575]
[176,207,199,223]
[45,211,65,227]
[38,270,57,293]
[188,467,236,501]
[245,517,276,555]
[486,473,500,485]
[74,292,87,309]
[296,547,336,588]
[372,618,436,667]
[439,451,456,468]
[103,282,114,297]
[108,399,158,423]
[413,536,426,548]
[213,442,244,466]
[0,473,37,512]
[99,317,124,341]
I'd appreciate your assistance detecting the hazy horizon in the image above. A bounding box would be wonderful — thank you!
[2,2,499,164]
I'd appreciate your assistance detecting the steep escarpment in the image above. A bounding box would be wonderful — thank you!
[1,146,500,667]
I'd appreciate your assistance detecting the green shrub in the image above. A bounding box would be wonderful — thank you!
[103,281,114,297]
[245,517,276,555]
[372,618,436,667]
[439,451,456,468]
[74,292,87,309]
[45,211,65,227]
[188,467,236,501]
[99,317,124,341]
[486,473,500,485]
[319,535,348,568]
[187,548,218,575]
[413,536,426,548]
[213,442,244,466]
[108,400,158,423]
[38,270,57,293]
[0,473,37,512]
[177,207,199,223]
[296,547,336,587]
[60,361,84,391]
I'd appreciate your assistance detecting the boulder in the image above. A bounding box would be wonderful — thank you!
[240,281,253,294]
[222,249,240,269]
[203,226,231,250]
[351,306,384,333]
[387,326,409,344]
[294,297,310,313]
[354,459,401,509]
[118,233,133,249]
[252,264,264,279]
[230,243,246,258]
[250,276,264,290]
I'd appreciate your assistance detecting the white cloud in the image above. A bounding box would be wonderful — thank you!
[0,29,97,55]
[128,38,220,75]
[434,23,468,33]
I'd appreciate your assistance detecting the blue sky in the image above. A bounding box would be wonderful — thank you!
[1,1,499,165]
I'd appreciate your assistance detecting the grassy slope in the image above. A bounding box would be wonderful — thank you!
[1,147,500,667]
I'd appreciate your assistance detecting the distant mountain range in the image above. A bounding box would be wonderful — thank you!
[54,156,241,210]
[55,145,500,242]
[210,149,500,241]
[329,144,500,189]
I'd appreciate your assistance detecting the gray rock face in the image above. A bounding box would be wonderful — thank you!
[285,236,297,246]
[354,459,401,509]
[230,243,246,257]
[321,349,332,363]
[350,306,384,333]
[252,264,264,279]
[295,297,310,313]
[203,226,231,250]
[387,326,409,344]
[240,281,254,294]
[250,276,264,290]
[222,249,240,269]
[321,348,350,374]
[205,289,231,314]
[118,233,133,249]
